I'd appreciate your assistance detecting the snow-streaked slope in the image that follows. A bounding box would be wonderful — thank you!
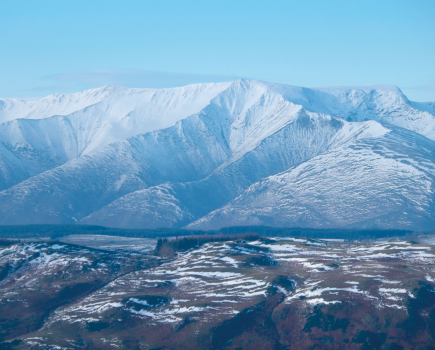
[81,115,385,229]
[188,124,435,230]
[0,83,231,190]
[0,80,308,224]
[252,82,435,140]
[0,116,93,191]
[0,88,111,123]
[0,83,231,128]
[0,79,435,229]
[311,85,435,140]
[0,111,232,224]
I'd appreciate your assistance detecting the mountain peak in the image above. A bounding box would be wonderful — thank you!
[1,79,435,230]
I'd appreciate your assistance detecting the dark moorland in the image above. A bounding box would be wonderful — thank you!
[0,229,435,349]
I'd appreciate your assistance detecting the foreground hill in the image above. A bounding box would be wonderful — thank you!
[1,236,435,348]
[0,80,435,229]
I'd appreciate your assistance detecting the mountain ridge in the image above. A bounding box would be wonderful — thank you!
[0,80,434,230]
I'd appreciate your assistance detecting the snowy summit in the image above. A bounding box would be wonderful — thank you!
[0,79,435,230]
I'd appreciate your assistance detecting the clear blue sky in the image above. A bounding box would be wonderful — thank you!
[1,0,434,101]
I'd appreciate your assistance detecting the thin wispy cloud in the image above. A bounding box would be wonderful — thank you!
[405,80,435,91]
[401,80,435,102]
[40,69,240,91]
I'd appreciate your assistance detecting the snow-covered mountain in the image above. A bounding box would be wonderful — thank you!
[0,83,230,190]
[187,124,435,230]
[0,79,434,230]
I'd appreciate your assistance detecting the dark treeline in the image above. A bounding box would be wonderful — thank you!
[0,238,21,246]
[154,234,259,256]
[0,224,417,241]
[0,225,206,239]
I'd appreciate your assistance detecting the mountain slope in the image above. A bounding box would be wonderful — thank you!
[0,112,232,224]
[0,83,231,129]
[0,80,355,225]
[188,124,435,230]
[0,83,230,190]
[81,116,388,229]
[0,80,434,229]
[267,83,435,140]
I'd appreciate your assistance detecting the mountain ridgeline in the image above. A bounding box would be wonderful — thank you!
[0,80,435,230]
